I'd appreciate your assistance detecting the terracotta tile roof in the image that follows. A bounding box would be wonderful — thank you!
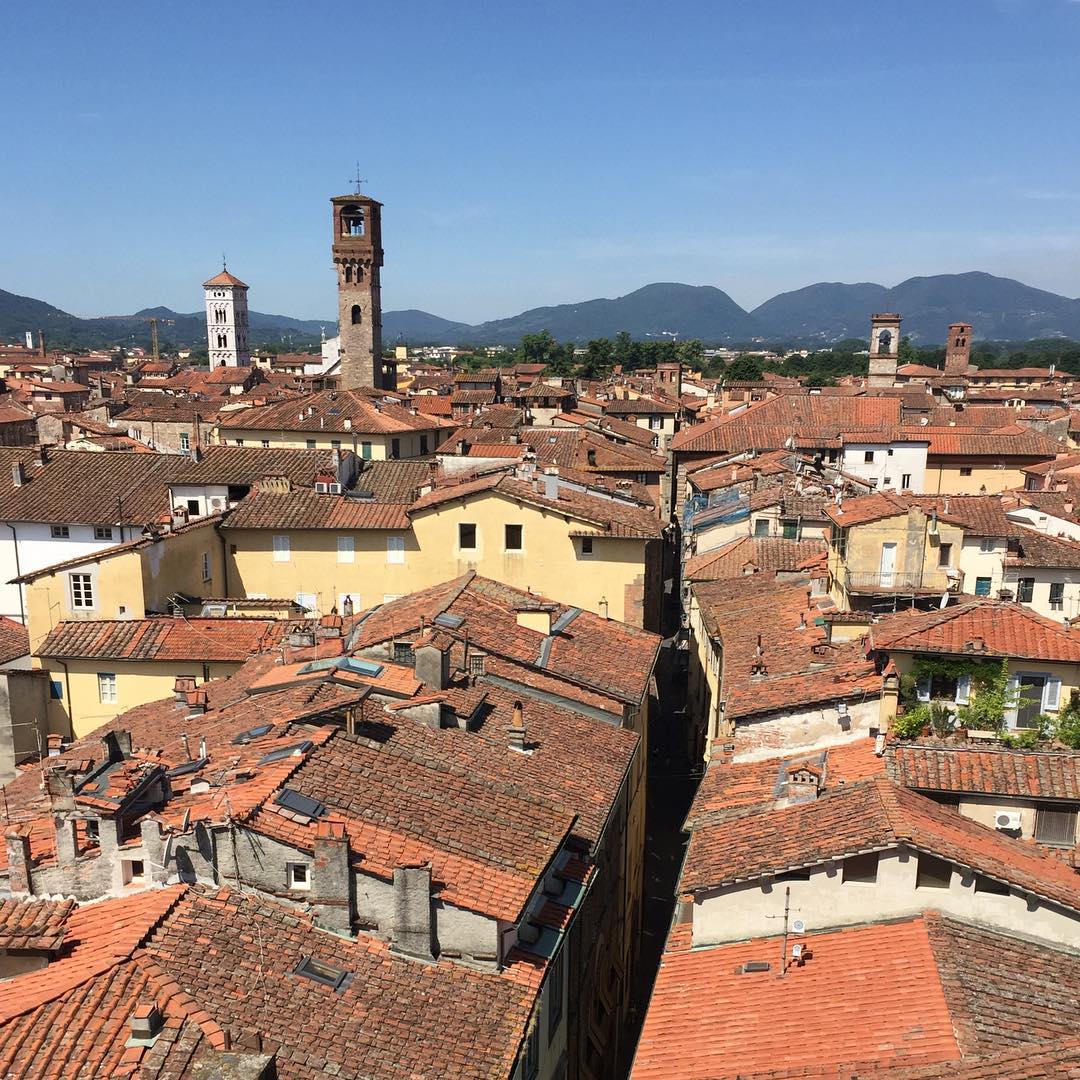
[521,381,574,399]
[1005,527,1080,568]
[602,396,678,415]
[869,599,1080,663]
[0,447,187,526]
[411,394,453,416]
[0,616,28,664]
[888,741,1080,801]
[688,739,886,822]
[0,898,73,952]
[884,1041,1080,1078]
[900,426,1062,457]
[685,537,826,583]
[217,389,452,435]
[221,490,411,530]
[36,617,285,663]
[632,917,960,1079]
[692,577,880,722]
[353,459,431,501]
[672,396,903,454]
[202,269,248,287]
[167,446,345,488]
[351,573,660,708]
[682,778,1080,912]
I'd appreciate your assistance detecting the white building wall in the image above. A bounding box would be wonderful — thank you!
[840,442,927,493]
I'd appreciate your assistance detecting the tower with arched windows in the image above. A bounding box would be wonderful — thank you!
[867,311,902,387]
[203,267,251,369]
[331,192,392,389]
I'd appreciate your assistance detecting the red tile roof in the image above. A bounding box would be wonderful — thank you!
[218,389,451,435]
[0,617,28,665]
[870,599,1080,663]
[202,269,248,287]
[222,490,411,530]
[684,536,826,583]
[0,898,73,952]
[36,617,285,663]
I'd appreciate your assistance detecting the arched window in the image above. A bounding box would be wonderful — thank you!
[217,333,227,349]
[341,204,365,237]
[877,329,892,354]
[351,305,362,326]
[344,265,353,284]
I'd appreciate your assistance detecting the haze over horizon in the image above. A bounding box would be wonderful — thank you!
[4,1,1080,323]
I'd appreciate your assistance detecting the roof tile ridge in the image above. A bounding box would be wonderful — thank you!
[134,953,227,1049]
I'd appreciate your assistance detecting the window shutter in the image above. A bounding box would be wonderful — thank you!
[916,675,931,702]
[1044,675,1062,712]
[955,673,971,706]
[1004,674,1019,726]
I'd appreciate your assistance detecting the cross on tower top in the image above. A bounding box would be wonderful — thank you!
[350,164,366,195]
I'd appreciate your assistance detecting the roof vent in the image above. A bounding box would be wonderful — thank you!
[739,961,771,974]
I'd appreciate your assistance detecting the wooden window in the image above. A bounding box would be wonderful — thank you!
[1035,803,1077,846]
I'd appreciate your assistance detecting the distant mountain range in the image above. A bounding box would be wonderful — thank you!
[4,271,1080,350]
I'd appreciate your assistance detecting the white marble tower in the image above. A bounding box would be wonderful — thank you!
[203,265,250,369]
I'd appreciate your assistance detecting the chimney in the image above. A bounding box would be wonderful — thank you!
[45,766,76,812]
[100,729,132,763]
[392,865,433,960]
[598,596,609,619]
[180,732,191,759]
[46,733,64,757]
[414,640,450,690]
[542,470,559,499]
[33,444,48,467]
[508,700,528,752]
[173,676,197,702]
[37,329,45,359]
[11,462,24,487]
[128,1003,163,1042]
[186,690,209,715]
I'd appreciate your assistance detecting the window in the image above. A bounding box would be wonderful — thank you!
[649,415,664,430]
[1017,577,1035,604]
[754,518,770,538]
[201,552,211,582]
[547,949,564,1044]
[393,641,415,665]
[186,499,200,516]
[180,432,190,451]
[469,653,486,677]
[781,519,798,540]
[459,523,477,550]
[864,450,875,463]
[306,439,316,450]
[901,473,912,489]
[505,524,523,551]
[292,955,350,991]
[288,863,311,890]
[350,304,362,325]
[980,537,997,553]
[94,526,113,541]
[97,673,117,704]
[391,438,401,459]
[959,467,973,476]
[331,439,341,450]
[273,535,291,562]
[1014,673,1058,727]
[295,592,317,613]
[361,442,372,460]
[122,859,145,886]
[974,874,1009,895]
[1034,804,1077,846]
[937,543,952,568]
[975,576,992,596]
[235,439,244,447]
[842,852,879,884]
[523,1026,539,1080]
[916,671,969,705]
[386,536,405,564]
[916,853,953,889]
[419,435,429,455]
[1050,582,1065,610]
[636,472,649,485]
[261,439,270,449]
[51,525,70,539]
[580,536,594,556]
[49,680,63,700]
[337,536,355,564]
[70,573,94,609]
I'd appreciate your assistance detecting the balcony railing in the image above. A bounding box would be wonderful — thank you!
[844,568,953,594]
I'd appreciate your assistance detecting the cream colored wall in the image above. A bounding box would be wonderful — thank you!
[692,845,1080,950]
[140,527,226,614]
[214,426,437,460]
[926,461,1029,495]
[687,591,722,761]
[225,490,654,626]
[955,794,1079,847]
[43,658,242,738]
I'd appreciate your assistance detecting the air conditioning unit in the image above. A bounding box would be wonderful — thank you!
[995,811,1022,831]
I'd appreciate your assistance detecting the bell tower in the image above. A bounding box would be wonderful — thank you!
[867,312,901,387]
[331,185,392,390]
[203,265,250,369]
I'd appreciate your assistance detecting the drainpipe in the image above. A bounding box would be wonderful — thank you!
[58,659,73,736]
[5,524,24,624]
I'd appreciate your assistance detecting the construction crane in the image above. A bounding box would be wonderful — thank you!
[101,314,174,361]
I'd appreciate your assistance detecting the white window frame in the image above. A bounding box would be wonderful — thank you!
[180,432,190,451]
[295,592,317,614]
[273,535,291,562]
[69,573,94,610]
[93,526,113,541]
[287,862,311,890]
[97,672,117,704]
[386,536,405,564]
[337,535,355,564]
[201,552,211,582]
[51,525,70,539]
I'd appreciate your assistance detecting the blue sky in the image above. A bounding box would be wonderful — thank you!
[3,0,1080,322]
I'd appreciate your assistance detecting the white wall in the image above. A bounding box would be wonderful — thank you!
[840,442,927,493]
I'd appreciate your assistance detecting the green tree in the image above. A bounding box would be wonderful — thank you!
[580,338,614,379]
[722,356,764,383]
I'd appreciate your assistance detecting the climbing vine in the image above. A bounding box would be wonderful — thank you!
[895,657,1017,738]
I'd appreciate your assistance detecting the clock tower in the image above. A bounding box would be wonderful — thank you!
[331,189,392,390]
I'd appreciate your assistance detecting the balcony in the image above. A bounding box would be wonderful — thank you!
[844,568,954,595]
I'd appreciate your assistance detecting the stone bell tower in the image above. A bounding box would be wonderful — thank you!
[867,312,902,387]
[945,322,973,373]
[331,189,392,390]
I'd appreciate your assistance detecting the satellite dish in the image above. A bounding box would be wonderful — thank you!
[792,919,806,934]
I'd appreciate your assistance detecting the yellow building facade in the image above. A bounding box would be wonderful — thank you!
[214,423,437,461]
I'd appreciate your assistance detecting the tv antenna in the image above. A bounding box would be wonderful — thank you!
[350,164,367,195]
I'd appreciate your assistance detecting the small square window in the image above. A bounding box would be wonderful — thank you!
[235,439,244,447]
[1017,577,1035,604]
[459,523,477,550]
[288,863,311,890]
[469,653,486,677]
[331,439,341,450]
[1050,582,1065,610]
[51,525,70,539]
[842,852,879,884]
[980,537,997,553]
[863,450,874,463]
[94,526,113,541]
[292,955,350,991]
[580,536,594,556]
[49,680,63,700]
[916,853,952,889]
[959,467,973,477]
[122,859,145,886]
[393,641,415,665]
[754,519,770,538]
[180,432,190,451]
[306,439,316,450]
[505,524,523,551]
